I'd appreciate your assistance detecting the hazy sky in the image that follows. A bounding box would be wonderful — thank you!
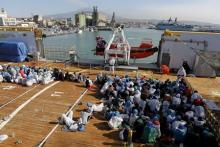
[2,0,220,24]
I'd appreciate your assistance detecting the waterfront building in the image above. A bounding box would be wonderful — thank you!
[110,12,116,27]
[91,6,107,27]
[92,6,98,26]
[33,15,43,27]
[0,8,17,26]
[33,15,43,23]
[97,13,107,27]
[20,22,36,27]
[67,18,73,27]
[47,20,55,27]
[75,13,86,28]
[86,15,93,27]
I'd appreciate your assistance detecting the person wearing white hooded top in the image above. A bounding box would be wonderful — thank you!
[172,94,181,107]
[177,66,186,78]
[148,96,161,112]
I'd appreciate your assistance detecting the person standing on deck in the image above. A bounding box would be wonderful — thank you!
[109,57,116,74]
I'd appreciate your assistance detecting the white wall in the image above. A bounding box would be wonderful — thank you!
[159,31,220,69]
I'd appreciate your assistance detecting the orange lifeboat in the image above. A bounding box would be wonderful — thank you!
[95,37,158,59]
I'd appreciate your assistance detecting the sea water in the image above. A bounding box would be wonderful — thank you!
[43,28,163,63]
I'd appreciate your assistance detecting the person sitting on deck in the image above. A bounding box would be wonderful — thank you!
[172,93,181,108]
[96,73,218,146]
[77,73,84,83]
[190,90,203,103]
[85,76,93,89]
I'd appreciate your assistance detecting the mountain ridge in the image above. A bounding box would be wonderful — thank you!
[43,8,220,27]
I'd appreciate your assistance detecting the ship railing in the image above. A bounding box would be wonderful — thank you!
[205,108,220,146]
[184,78,220,146]
[43,44,75,61]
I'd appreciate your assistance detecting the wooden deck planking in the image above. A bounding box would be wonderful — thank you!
[45,85,123,147]
[0,81,85,146]
[0,61,219,146]
[0,83,33,104]
[186,77,220,103]
[0,84,48,119]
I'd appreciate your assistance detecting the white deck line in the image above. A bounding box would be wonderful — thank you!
[0,85,40,109]
[38,88,88,147]
[0,81,60,130]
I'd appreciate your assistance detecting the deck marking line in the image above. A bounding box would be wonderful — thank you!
[38,88,88,147]
[0,81,60,130]
[0,85,39,110]
[2,86,16,90]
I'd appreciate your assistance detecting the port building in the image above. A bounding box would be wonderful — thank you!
[0,8,16,26]
[158,30,220,77]
[75,13,86,28]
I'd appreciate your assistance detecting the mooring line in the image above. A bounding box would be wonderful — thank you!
[0,81,60,130]
[38,88,89,147]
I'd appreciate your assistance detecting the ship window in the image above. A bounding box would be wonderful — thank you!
[23,33,27,37]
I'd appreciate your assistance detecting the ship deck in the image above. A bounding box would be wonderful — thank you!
[0,61,219,146]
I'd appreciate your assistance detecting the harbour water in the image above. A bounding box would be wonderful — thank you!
[43,28,163,63]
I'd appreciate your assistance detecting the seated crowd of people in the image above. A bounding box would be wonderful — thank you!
[59,101,104,132]
[0,64,91,87]
[96,73,218,146]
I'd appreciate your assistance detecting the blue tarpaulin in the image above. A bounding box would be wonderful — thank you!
[0,41,28,62]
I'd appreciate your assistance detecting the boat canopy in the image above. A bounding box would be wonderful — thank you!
[0,41,28,62]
